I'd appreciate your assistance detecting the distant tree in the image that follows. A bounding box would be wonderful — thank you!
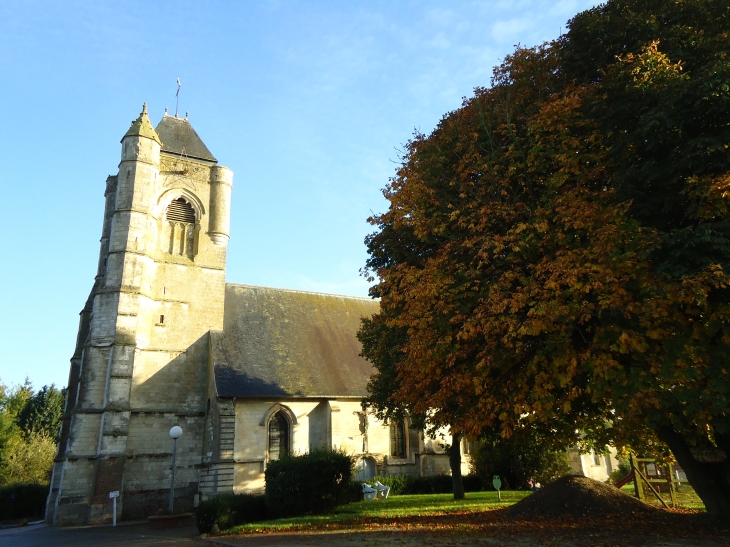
[0,380,64,486]
[1,432,56,485]
[17,385,65,441]
[3,380,32,420]
[360,0,730,515]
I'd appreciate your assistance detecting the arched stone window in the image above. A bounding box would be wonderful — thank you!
[268,411,290,461]
[389,420,406,458]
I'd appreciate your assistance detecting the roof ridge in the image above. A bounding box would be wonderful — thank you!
[225,282,380,302]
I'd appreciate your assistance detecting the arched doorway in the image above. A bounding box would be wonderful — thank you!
[354,457,375,481]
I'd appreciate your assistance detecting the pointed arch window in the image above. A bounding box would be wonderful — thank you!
[268,411,290,461]
[390,420,406,458]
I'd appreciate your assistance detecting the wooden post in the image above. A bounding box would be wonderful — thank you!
[630,454,643,500]
[634,465,669,508]
[668,463,677,507]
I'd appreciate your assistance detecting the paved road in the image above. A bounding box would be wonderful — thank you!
[0,522,199,547]
[3,523,726,547]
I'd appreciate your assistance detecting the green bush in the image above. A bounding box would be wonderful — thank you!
[462,474,482,492]
[366,474,482,495]
[608,459,632,484]
[265,448,353,518]
[344,480,364,503]
[0,483,48,521]
[195,493,267,534]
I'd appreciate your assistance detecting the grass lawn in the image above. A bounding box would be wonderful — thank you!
[226,490,530,534]
[216,489,727,546]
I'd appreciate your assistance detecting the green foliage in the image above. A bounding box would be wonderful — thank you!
[370,475,448,495]
[265,448,354,518]
[608,459,632,485]
[368,474,481,495]
[17,385,65,440]
[469,433,572,491]
[195,493,267,534]
[0,483,48,521]
[358,317,412,424]
[0,379,65,487]
[344,480,364,503]
[1,433,56,486]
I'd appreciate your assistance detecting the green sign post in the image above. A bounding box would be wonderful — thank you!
[492,475,502,502]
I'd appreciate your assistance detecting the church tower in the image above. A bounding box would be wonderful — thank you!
[47,105,234,525]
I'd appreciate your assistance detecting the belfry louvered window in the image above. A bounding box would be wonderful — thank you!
[165,197,199,258]
[166,198,196,223]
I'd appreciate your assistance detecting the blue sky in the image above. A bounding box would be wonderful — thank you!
[0,0,597,389]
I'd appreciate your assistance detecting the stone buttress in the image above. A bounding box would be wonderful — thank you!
[46,105,233,525]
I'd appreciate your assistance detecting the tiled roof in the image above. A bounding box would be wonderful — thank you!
[212,284,380,398]
[155,114,217,162]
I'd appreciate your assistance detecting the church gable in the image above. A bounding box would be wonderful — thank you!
[211,284,379,398]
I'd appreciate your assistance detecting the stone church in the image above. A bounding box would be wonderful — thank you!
[46,106,463,526]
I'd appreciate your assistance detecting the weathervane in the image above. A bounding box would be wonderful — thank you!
[175,78,181,118]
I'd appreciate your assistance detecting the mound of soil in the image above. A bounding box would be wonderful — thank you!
[505,475,657,519]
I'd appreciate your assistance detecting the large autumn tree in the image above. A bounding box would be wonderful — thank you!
[360,0,730,514]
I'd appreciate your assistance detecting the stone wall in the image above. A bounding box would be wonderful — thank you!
[568,447,620,482]
[222,398,468,495]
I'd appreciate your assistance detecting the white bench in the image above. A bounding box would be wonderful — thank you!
[362,483,377,501]
[362,481,390,501]
[374,481,390,499]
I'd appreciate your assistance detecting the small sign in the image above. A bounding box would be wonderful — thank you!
[109,491,120,499]
[492,476,502,491]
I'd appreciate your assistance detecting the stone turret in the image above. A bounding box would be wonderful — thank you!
[47,105,234,525]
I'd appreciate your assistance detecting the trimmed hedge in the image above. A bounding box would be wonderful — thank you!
[195,493,267,534]
[0,483,48,521]
[265,448,353,518]
[367,474,483,495]
[343,480,365,503]
[462,473,482,492]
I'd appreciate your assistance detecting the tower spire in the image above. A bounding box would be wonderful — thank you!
[122,103,161,144]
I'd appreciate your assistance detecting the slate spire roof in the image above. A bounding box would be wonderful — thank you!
[155,114,217,163]
[122,103,162,145]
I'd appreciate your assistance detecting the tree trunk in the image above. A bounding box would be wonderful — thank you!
[655,426,730,515]
[450,433,465,500]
